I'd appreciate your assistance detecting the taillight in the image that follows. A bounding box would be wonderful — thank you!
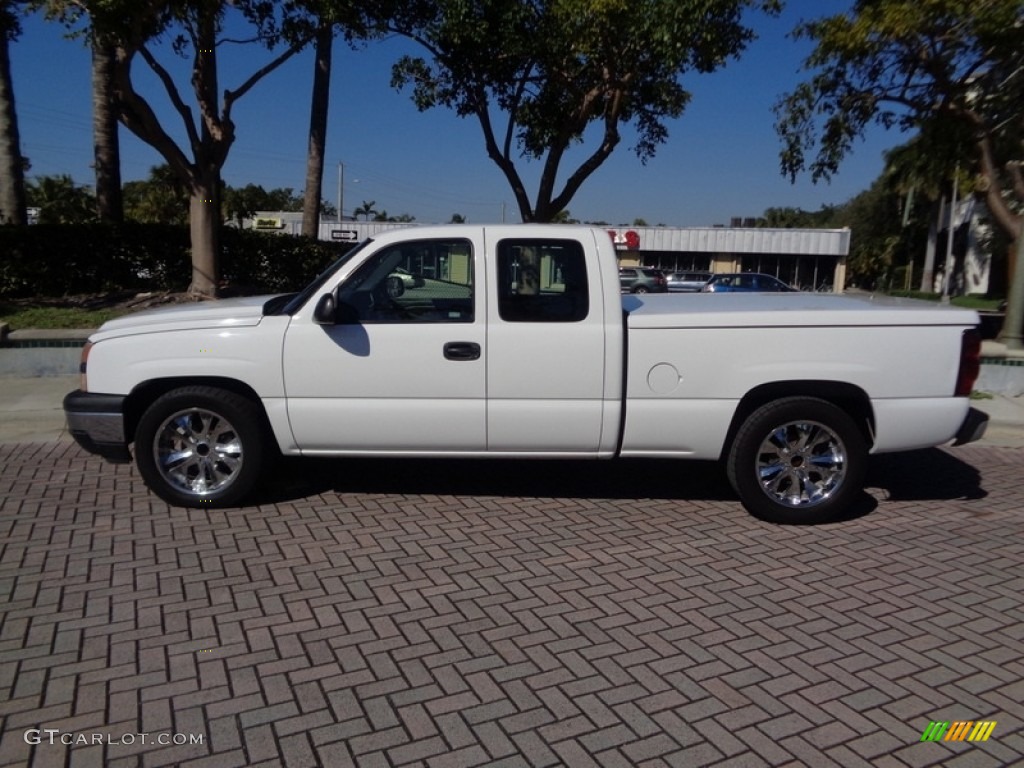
[954,329,981,397]
[79,342,92,392]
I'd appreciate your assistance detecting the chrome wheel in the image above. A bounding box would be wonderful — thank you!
[154,408,244,495]
[756,420,846,507]
[727,397,868,524]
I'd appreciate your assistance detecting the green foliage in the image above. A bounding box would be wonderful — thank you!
[884,290,1003,311]
[1,0,21,40]
[26,175,95,224]
[757,206,839,228]
[223,184,303,226]
[0,223,350,298]
[218,228,348,293]
[122,165,189,224]
[776,0,1024,184]
[0,303,129,329]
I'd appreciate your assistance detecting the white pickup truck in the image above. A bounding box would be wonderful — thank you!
[64,225,988,524]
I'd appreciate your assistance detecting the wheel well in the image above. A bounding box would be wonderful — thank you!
[719,381,876,461]
[123,377,267,444]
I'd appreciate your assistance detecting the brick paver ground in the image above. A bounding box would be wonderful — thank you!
[1,442,1022,768]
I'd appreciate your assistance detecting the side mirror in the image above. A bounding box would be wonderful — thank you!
[385,275,405,299]
[313,293,336,325]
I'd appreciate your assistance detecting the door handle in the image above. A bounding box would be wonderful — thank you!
[444,342,481,361]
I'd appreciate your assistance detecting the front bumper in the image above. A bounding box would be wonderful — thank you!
[63,390,131,463]
[952,406,989,446]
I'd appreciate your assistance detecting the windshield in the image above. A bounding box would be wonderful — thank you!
[277,239,373,316]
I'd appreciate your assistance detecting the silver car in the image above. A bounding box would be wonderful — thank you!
[666,271,712,292]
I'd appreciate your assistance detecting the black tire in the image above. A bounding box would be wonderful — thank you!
[727,397,867,524]
[134,386,266,508]
[633,285,649,293]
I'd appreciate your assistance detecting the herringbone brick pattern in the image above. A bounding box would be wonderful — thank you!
[1,442,1022,767]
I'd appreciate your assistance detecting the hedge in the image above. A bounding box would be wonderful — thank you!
[0,223,352,298]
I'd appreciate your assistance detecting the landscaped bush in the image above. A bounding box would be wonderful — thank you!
[0,224,351,298]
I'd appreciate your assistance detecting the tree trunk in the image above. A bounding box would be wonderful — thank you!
[0,30,26,225]
[302,24,332,239]
[92,40,123,223]
[188,175,220,299]
[1000,230,1024,350]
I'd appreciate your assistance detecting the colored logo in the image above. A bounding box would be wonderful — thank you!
[920,721,997,742]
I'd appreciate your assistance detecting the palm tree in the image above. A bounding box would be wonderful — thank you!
[0,1,26,225]
[27,174,95,224]
[301,22,332,238]
[91,38,122,223]
[354,200,377,220]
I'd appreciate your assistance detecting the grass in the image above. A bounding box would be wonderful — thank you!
[950,295,1005,311]
[0,304,130,331]
[887,290,1004,311]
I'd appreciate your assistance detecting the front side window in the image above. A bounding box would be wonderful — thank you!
[337,239,474,323]
[497,239,589,322]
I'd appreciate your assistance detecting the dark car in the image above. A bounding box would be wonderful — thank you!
[666,271,712,292]
[619,267,668,293]
[702,273,796,293]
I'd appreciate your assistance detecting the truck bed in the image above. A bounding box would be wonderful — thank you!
[624,292,978,329]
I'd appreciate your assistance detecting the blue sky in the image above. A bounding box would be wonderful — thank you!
[10,1,903,227]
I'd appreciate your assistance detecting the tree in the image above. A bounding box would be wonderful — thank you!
[881,124,978,292]
[36,2,125,223]
[353,199,377,220]
[385,0,780,223]
[0,0,26,225]
[775,0,1024,347]
[52,1,322,298]
[301,22,333,238]
[91,38,122,222]
[757,205,838,229]
[122,164,189,224]
[223,183,303,226]
[26,174,95,223]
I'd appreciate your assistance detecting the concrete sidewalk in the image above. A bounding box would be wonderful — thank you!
[2,373,1023,447]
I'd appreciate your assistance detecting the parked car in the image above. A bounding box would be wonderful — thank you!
[667,271,712,292]
[619,267,668,293]
[385,268,425,297]
[702,273,796,293]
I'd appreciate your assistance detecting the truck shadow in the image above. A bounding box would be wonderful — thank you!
[262,456,737,504]
[258,448,985,513]
[864,447,987,502]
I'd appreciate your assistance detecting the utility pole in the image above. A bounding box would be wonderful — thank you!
[337,162,344,222]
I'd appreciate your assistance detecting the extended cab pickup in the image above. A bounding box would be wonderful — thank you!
[64,225,988,523]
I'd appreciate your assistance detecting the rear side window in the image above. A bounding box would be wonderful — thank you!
[497,239,589,322]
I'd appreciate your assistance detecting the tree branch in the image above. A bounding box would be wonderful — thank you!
[138,43,200,151]
[223,35,310,116]
[112,47,193,183]
[474,92,532,220]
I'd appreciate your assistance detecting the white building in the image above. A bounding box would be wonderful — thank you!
[244,213,851,292]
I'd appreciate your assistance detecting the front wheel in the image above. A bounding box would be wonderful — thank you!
[727,397,867,524]
[134,386,266,507]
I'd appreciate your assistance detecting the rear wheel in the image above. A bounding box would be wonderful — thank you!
[135,386,266,507]
[727,397,867,524]
[633,285,649,293]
